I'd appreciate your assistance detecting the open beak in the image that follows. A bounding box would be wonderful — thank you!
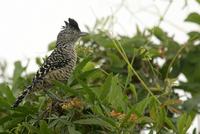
[79,32,88,36]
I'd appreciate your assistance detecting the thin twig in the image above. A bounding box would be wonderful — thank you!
[165,44,187,79]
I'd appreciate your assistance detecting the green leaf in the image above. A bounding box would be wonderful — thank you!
[68,126,81,134]
[183,93,200,111]
[177,113,187,134]
[185,12,200,25]
[82,61,96,72]
[35,57,43,66]
[165,117,176,132]
[99,74,113,100]
[129,84,137,101]
[107,52,126,68]
[0,115,12,126]
[0,97,10,109]
[53,81,80,96]
[149,27,180,58]
[12,61,25,81]
[75,77,96,103]
[48,120,59,128]
[90,33,113,48]
[188,31,200,42]
[74,118,114,130]
[39,120,51,134]
[22,122,39,134]
[150,27,167,42]
[0,83,15,104]
[177,113,194,134]
[106,75,126,111]
[4,117,24,130]
[81,68,105,81]
[48,41,56,51]
[136,116,153,124]
[74,56,92,75]
[12,61,26,92]
[134,96,152,116]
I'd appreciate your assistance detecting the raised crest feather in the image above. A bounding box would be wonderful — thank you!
[68,18,80,31]
[62,18,80,31]
[64,21,69,26]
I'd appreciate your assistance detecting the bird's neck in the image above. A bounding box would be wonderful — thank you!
[56,41,75,50]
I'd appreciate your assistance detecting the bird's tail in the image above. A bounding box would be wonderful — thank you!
[12,85,33,108]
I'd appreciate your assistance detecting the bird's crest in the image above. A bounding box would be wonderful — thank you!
[62,18,80,31]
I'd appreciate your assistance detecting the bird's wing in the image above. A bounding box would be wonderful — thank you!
[12,48,70,108]
[33,48,70,84]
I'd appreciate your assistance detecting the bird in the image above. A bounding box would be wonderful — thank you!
[12,18,88,108]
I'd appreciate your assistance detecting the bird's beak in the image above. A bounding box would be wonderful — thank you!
[79,32,88,36]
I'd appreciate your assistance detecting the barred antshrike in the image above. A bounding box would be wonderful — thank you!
[12,18,87,108]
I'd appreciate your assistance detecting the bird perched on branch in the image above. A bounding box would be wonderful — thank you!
[12,18,88,108]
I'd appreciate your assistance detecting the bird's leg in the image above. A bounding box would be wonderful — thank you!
[43,89,64,102]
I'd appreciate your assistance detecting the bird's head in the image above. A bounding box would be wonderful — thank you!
[57,18,88,47]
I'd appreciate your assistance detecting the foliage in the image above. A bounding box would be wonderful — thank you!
[0,2,200,134]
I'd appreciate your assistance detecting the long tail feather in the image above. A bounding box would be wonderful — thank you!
[12,85,33,108]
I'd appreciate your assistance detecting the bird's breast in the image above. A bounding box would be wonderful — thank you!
[43,49,77,87]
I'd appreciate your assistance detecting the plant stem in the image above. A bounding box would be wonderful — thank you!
[165,44,187,79]
[112,39,161,104]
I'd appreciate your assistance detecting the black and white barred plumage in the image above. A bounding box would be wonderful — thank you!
[12,18,87,108]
